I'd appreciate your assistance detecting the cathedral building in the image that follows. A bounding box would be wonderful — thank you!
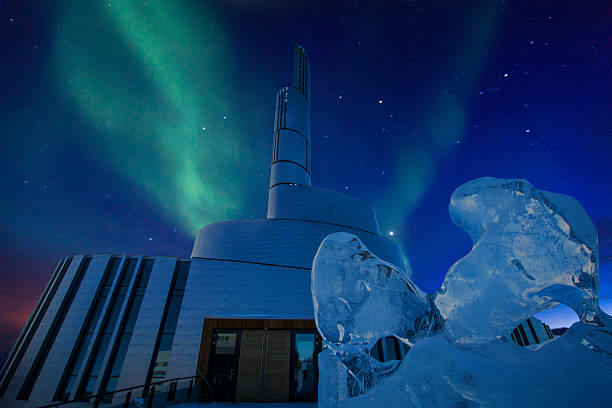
[0,45,404,407]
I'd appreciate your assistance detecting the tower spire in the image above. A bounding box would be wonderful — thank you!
[268,44,312,191]
[292,43,310,101]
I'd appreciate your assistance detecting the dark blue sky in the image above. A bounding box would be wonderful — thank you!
[1,0,610,356]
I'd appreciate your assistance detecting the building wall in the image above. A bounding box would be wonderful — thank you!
[0,255,86,405]
[0,254,318,407]
[165,258,314,382]
[31,254,112,406]
[0,255,183,407]
[267,184,380,235]
[510,317,555,347]
[191,218,404,272]
[111,257,177,402]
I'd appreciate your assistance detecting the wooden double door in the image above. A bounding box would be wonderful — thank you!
[236,330,290,401]
[201,319,319,402]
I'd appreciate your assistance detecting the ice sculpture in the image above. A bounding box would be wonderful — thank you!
[312,232,443,397]
[313,177,611,407]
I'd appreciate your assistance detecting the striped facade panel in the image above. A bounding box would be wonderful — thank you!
[510,318,555,347]
[111,257,177,402]
[0,257,70,398]
[0,255,87,403]
[0,255,185,408]
[75,257,141,399]
[28,254,112,405]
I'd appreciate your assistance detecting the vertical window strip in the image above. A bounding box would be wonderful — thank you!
[376,341,384,362]
[98,259,154,400]
[275,90,281,132]
[1,258,64,373]
[275,131,280,162]
[302,51,307,98]
[301,49,305,95]
[278,90,283,131]
[545,324,554,339]
[53,257,122,401]
[513,329,524,346]
[518,325,530,346]
[306,141,310,174]
[75,258,138,398]
[299,50,304,95]
[144,261,191,393]
[16,256,91,400]
[0,257,68,395]
[272,130,278,163]
[304,54,308,99]
[392,337,402,360]
[526,319,540,344]
[279,90,283,129]
[281,88,288,128]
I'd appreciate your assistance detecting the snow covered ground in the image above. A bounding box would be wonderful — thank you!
[175,403,316,407]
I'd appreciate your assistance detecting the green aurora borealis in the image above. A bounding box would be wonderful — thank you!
[51,0,500,240]
[53,1,265,234]
[1,1,610,353]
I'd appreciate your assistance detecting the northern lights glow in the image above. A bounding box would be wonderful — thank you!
[1,0,610,359]
[373,3,499,239]
[53,1,259,234]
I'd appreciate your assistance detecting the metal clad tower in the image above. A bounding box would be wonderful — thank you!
[268,44,311,195]
[0,44,406,408]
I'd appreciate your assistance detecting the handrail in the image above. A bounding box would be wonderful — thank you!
[37,374,210,408]
[196,367,212,390]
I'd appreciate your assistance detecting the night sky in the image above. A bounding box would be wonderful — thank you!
[1,1,610,359]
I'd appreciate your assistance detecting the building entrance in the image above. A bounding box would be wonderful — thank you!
[199,319,320,402]
[236,330,290,401]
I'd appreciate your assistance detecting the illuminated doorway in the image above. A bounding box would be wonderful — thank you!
[199,319,320,402]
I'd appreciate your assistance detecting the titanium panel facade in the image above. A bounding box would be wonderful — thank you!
[0,44,409,407]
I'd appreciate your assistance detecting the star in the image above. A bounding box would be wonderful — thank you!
[378,99,383,104]
[389,231,394,236]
